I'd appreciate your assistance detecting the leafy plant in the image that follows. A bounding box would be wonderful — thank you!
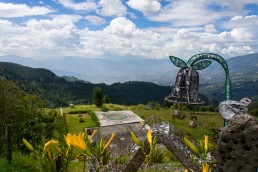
[184,135,215,172]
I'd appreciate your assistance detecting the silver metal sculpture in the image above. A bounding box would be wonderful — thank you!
[165,56,212,104]
[219,98,251,120]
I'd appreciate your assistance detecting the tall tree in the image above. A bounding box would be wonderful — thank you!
[93,86,103,107]
[102,95,110,104]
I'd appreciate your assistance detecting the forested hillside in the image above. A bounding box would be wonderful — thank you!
[1,61,257,108]
[0,62,171,107]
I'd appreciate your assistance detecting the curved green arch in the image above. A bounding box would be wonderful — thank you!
[187,53,232,100]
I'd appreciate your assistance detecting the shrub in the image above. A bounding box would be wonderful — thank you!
[67,110,88,114]
[0,152,40,172]
[88,110,100,127]
[102,106,109,112]
[250,109,258,117]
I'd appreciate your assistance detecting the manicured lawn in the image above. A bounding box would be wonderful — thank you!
[132,109,223,140]
[63,103,223,140]
[65,114,96,134]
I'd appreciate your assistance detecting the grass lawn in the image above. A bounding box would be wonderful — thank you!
[133,108,223,140]
[65,114,97,134]
[63,103,224,140]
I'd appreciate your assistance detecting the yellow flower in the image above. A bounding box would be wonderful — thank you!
[23,139,35,152]
[184,169,188,172]
[43,140,59,161]
[204,135,208,154]
[202,163,209,172]
[88,130,98,141]
[71,133,87,151]
[64,133,72,147]
[103,133,115,152]
[147,129,152,145]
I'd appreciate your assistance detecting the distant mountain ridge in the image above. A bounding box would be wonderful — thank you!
[0,62,171,107]
[0,53,257,86]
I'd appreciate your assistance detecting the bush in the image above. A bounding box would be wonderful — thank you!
[88,110,100,127]
[0,152,40,172]
[250,109,258,117]
[101,106,109,112]
[67,110,88,114]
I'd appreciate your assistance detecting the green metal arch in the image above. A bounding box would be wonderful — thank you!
[187,53,232,100]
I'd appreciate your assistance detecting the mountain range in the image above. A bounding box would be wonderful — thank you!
[0,53,257,86]
[0,53,258,105]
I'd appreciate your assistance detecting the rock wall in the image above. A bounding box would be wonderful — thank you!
[215,114,258,172]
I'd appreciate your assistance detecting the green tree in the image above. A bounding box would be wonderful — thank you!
[0,79,46,153]
[102,95,110,104]
[93,86,103,107]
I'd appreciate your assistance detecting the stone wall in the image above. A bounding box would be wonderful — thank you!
[215,114,258,172]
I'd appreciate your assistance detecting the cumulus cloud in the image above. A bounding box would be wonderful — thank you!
[204,24,217,33]
[128,0,227,27]
[127,0,161,15]
[56,0,98,11]
[0,2,55,17]
[97,0,127,17]
[0,15,256,60]
[207,0,258,14]
[85,15,106,25]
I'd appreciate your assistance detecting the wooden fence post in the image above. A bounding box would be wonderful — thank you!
[6,124,12,163]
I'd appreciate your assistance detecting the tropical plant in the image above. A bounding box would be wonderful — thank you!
[64,131,115,172]
[130,129,157,170]
[184,135,215,172]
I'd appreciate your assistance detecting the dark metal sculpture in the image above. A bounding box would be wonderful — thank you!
[166,53,232,104]
[165,56,212,104]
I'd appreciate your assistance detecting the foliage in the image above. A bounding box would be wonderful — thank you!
[145,147,166,164]
[93,86,103,107]
[184,135,215,172]
[63,131,115,172]
[102,95,110,104]
[0,152,40,172]
[0,62,172,107]
[130,129,157,170]
[250,109,258,117]
[146,101,160,110]
[101,106,109,112]
[67,110,88,114]
[87,110,100,127]
[0,79,46,153]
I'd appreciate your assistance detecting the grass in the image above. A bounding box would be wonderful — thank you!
[62,103,223,140]
[65,114,97,134]
[132,108,223,140]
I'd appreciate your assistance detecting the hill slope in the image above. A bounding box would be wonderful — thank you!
[0,62,171,107]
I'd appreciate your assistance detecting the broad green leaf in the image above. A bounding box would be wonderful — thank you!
[184,137,199,154]
[192,60,212,70]
[169,56,187,68]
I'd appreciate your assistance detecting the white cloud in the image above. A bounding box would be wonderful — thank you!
[0,2,54,17]
[85,15,106,25]
[207,0,258,14]
[56,0,98,11]
[129,0,227,27]
[223,15,258,29]
[231,28,253,41]
[0,16,256,60]
[127,0,161,15]
[204,24,217,33]
[97,0,127,17]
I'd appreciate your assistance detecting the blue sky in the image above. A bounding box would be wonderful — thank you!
[0,0,258,60]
